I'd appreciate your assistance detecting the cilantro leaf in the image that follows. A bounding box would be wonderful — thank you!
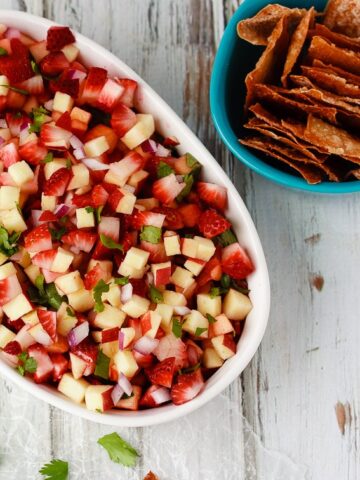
[66,307,75,317]
[17,352,37,376]
[195,327,207,337]
[179,363,200,375]
[29,106,49,133]
[176,173,193,201]
[206,313,217,324]
[209,287,227,298]
[100,234,123,251]
[35,274,46,297]
[185,152,201,171]
[157,161,174,178]
[65,159,72,169]
[85,206,95,213]
[172,318,182,338]
[95,350,110,380]
[0,226,21,257]
[29,279,65,310]
[43,152,54,163]
[93,279,109,313]
[215,229,237,247]
[97,432,139,467]
[31,59,40,74]
[149,284,163,304]
[0,85,29,95]
[140,226,161,244]
[220,274,231,290]
[0,47,8,56]
[46,283,65,310]
[50,227,66,241]
[39,459,68,480]
[114,276,129,286]
[231,279,250,295]
[95,206,103,223]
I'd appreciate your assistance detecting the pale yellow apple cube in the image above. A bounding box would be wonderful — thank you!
[184,258,205,276]
[170,266,194,289]
[123,247,149,270]
[68,288,95,312]
[94,304,126,329]
[163,290,187,307]
[154,303,173,332]
[0,186,20,210]
[62,44,79,62]
[50,247,74,273]
[0,324,16,348]
[121,114,155,149]
[54,270,84,295]
[85,385,113,412]
[58,373,89,403]
[115,189,136,214]
[143,311,162,338]
[194,236,216,261]
[87,259,112,276]
[1,208,27,232]
[121,294,150,318]
[41,194,57,212]
[24,264,41,285]
[102,281,121,307]
[203,348,224,368]
[0,262,16,280]
[84,135,109,157]
[101,340,119,359]
[197,293,222,317]
[67,164,90,190]
[3,293,32,320]
[0,252,7,266]
[22,310,39,326]
[164,233,181,256]
[119,327,135,349]
[113,350,138,378]
[117,262,145,279]
[70,107,91,124]
[53,91,74,113]
[0,75,9,96]
[103,169,127,187]
[183,310,209,338]
[181,237,198,258]
[8,161,34,186]
[211,335,235,360]
[76,207,95,228]
[136,198,159,210]
[44,159,67,180]
[0,128,11,142]
[128,169,149,188]
[223,288,252,320]
[57,303,77,336]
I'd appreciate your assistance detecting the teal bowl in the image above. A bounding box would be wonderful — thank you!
[210,0,360,194]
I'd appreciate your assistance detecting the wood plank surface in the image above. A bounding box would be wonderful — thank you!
[0,1,359,479]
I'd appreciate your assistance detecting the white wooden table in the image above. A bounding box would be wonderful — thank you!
[0,1,358,479]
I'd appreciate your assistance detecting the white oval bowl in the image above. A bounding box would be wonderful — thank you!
[0,10,270,427]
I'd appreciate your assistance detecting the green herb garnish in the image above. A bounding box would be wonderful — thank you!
[94,350,110,380]
[0,226,21,257]
[157,161,174,178]
[114,276,129,286]
[95,206,103,223]
[42,152,54,164]
[99,234,123,251]
[149,284,163,304]
[194,327,207,337]
[0,47,8,56]
[29,278,65,310]
[176,173,193,201]
[0,85,29,95]
[220,274,231,290]
[185,152,201,172]
[66,307,75,317]
[93,279,110,313]
[179,363,200,375]
[97,432,139,467]
[39,459,68,480]
[17,352,37,376]
[206,313,217,324]
[172,318,182,338]
[139,225,161,244]
[85,206,95,213]
[31,59,40,74]
[29,106,48,133]
[215,229,237,247]
[50,226,66,241]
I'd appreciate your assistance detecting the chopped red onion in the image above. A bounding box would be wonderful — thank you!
[118,330,125,350]
[73,148,85,160]
[155,144,171,157]
[5,27,20,39]
[0,119,7,129]
[111,384,124,405]
[176,174,184,183]
[20,121,29,131]
[68,321,89,348]
[173,306,191,316]
[54,204,70,218]
[122,184,135,193]
[141,139,157,154]
[120,282,133,303]
[44,99,53,111]
[82,158,110,171]
[146,272,154,285]
[133,335,159,355]
[151,387,171,405]
[163,135,180,147]
[70,69,87,81]
[118,373,133,396]
[31,210,43,226]
[70,135,83,150]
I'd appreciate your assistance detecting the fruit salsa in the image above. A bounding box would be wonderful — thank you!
[0,24,254,411]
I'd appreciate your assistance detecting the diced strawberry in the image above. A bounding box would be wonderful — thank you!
[133,350,154,369]
[115,78,137,107]
[38,211,58,222]
[55,111,72,130]
[221,243,254,280]
[18,139,48,166]
[91,184,109,207]
[3,318,25,333]
[0,172,16,186]
[130,210,165,230]
[139,384,160,408]
[153,206,184,230]
[40,124,72,149]
[38,309,57,342]
[91,240,111,260]
[46,26,76,51]
[186,339,203,366]
[110,103,136,137]
[197,182,227,211]
[178,203,202,228]
[27,344,53,383]
[43,168,71,196]
[122,231,137,252]
[84,263,107,290]
[46,335,69,353]
[145,357,175,388]
[97,78,124,112]
[85,124,118,153]
[50,352,68,382]
[0,142,20,168]
[171,368,204,405]
[100,327,120,343]
[154,334,187,369]
[140,240,168,263]
[21,164,40,194]
[163,136,180,147]
[24,224,53,253]
[40,51,70,76]
[61,230,97,253]
[152,174,185,205]
[3,340,22,355]
[17,75,44,95]
[32,249,57,269]
[0,51,32,83]
[81,67,107,104]
[42,268,63,283]
[72,192,93,208]
[198,209,231,239]
[6,112,30,136]
[50,76,79,98]
[70,338,98,376]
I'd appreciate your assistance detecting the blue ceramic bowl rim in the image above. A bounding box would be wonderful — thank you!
[210,0,360,194]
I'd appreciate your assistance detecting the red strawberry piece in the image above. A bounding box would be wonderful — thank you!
[140,240,168,263]
[198,209,231,239]
[97,78,124,112]
[129,210,165,230]
[4,319,25,333]
[122,231,137,252]
[186,340,203,366]
[129,278,147,297]
[40,51,70,76]
[115,78,137,107]
[56,111,72,130]
[0,142,20,168]
[91,184,109,207]
[152,174,185,205]
[178,203,202,228]
[61,230,97,253]
[154,334,188,369]
[171,368,204,405]
[27,344,53,383]
[153,206,184,230]
[24,224,53,253]
[72,192,93,208]
[110,102,137,137]
[40,124,72,149]
[17,75,44,95]
[70,338,98,376]
[38,211,58,222]
[3,340,22,355]
[197,181,227,211]
[6,112,30,136]
[100,327,120,343]
[221,242,254,279]
[38,309,57,342]
[50,76,79,98]
[197,255,222,287]
[32,249,57,270]
[10,38,28,58]
[91,240,111,260]
[139,385,160,408]
[107,188,124,213]
[50,352,68,382]
[84,263,107,290]
[0,42,32,84]
[18,139,48,166]
[163,136,180,147]
[146,357,175,388]
[81,67,107,104]
[46,26,76,51]
[43,168,71,196]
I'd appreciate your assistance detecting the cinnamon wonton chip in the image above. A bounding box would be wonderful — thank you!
[308,36,360,76]
[301,65,360,97]
[309,24,360,52]
[312,60,360,86]
[324,0,360,38]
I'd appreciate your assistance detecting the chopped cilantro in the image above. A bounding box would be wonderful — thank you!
[94,350,110,380]
[0,47,8,56]
[194,327,207,337]
[149,284,163,304]
[0,85,29,95]
[29,278,65,310]
[157,161,174,178]
[93,279,110,313]
[95,206,103,223]
[172,318,182,338]
[59,215,68,225]
[140,225,161,244]
[17,352,37,376]
[100,234,123,251]
[35,274,46,297]
[46,283,65,310]
[209,287,221,298]
[206,313,217,324]
[0,226,21,257]
[179,363,200,375]
[66,158,72,169]
[85,206,95,213]
[185,152,201,174]
[50,226,66,241]
[31,59,40,74]
[42,152,54,164]
[114,276,129,286]
[39,459,68,480]
[215,229,237,247]
[66,307,75,317]
[176,173,193,201]
[29,106,48,133]
[231,279,250,295]
[220,274,231,290]
[97,432,139,467]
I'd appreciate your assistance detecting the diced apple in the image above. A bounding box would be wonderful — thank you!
[2,293,32,320]
[70,352,87,379]
[44,159,67,180]
[210,313,234,337]
[163,290,187,306]
[183,310,209,338]
[0,324,16,348]
[67,164,90,190]
[121,114,155,149]
[115,384,141,410]
[194,236,216,261]
[12,246,31,268]
[0,186,20,210]
[203,348,224,368]
[55,270,84,295]
[128,169,149,189]
[0,75,9,96]
[57,305,77,336]
[29,40,49,63]
[0,128,11,142]
[115,189,136,214]
[119,327,135,349]
[211,334,236,360]
[22,310,39,326]
[61,43,79,62]
[24,264,41,284]
[170,266,194,289]
[181,237,198,258]
[1,208,27,232]
[85,385,114,412]
[50,247,74,273]
[197,293,222,317]
[84,135,109,157]
[0,252,7,266]
[28,322,52,346]
[113,350,138,378]
[8,161,34,186]
[151,261,171,287]
[76,207,95,228]
[67,288,95,312]
[58,372,89,403]
[41,194,57,212]
[123,247,149,270]
[136,198,159,210]
[154,303,173,332]
[117,262,145,279]
[94,304,126,329]
[184,257,205,276]
[140,311,161,338]
[70,107,91,124]
[223,288,252,320]
[101,281,121,307]
[87,259,113,276]
[101,340,119,359]
[53,91,74,113]
[121,294,150,318]
[0,262,16,279]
